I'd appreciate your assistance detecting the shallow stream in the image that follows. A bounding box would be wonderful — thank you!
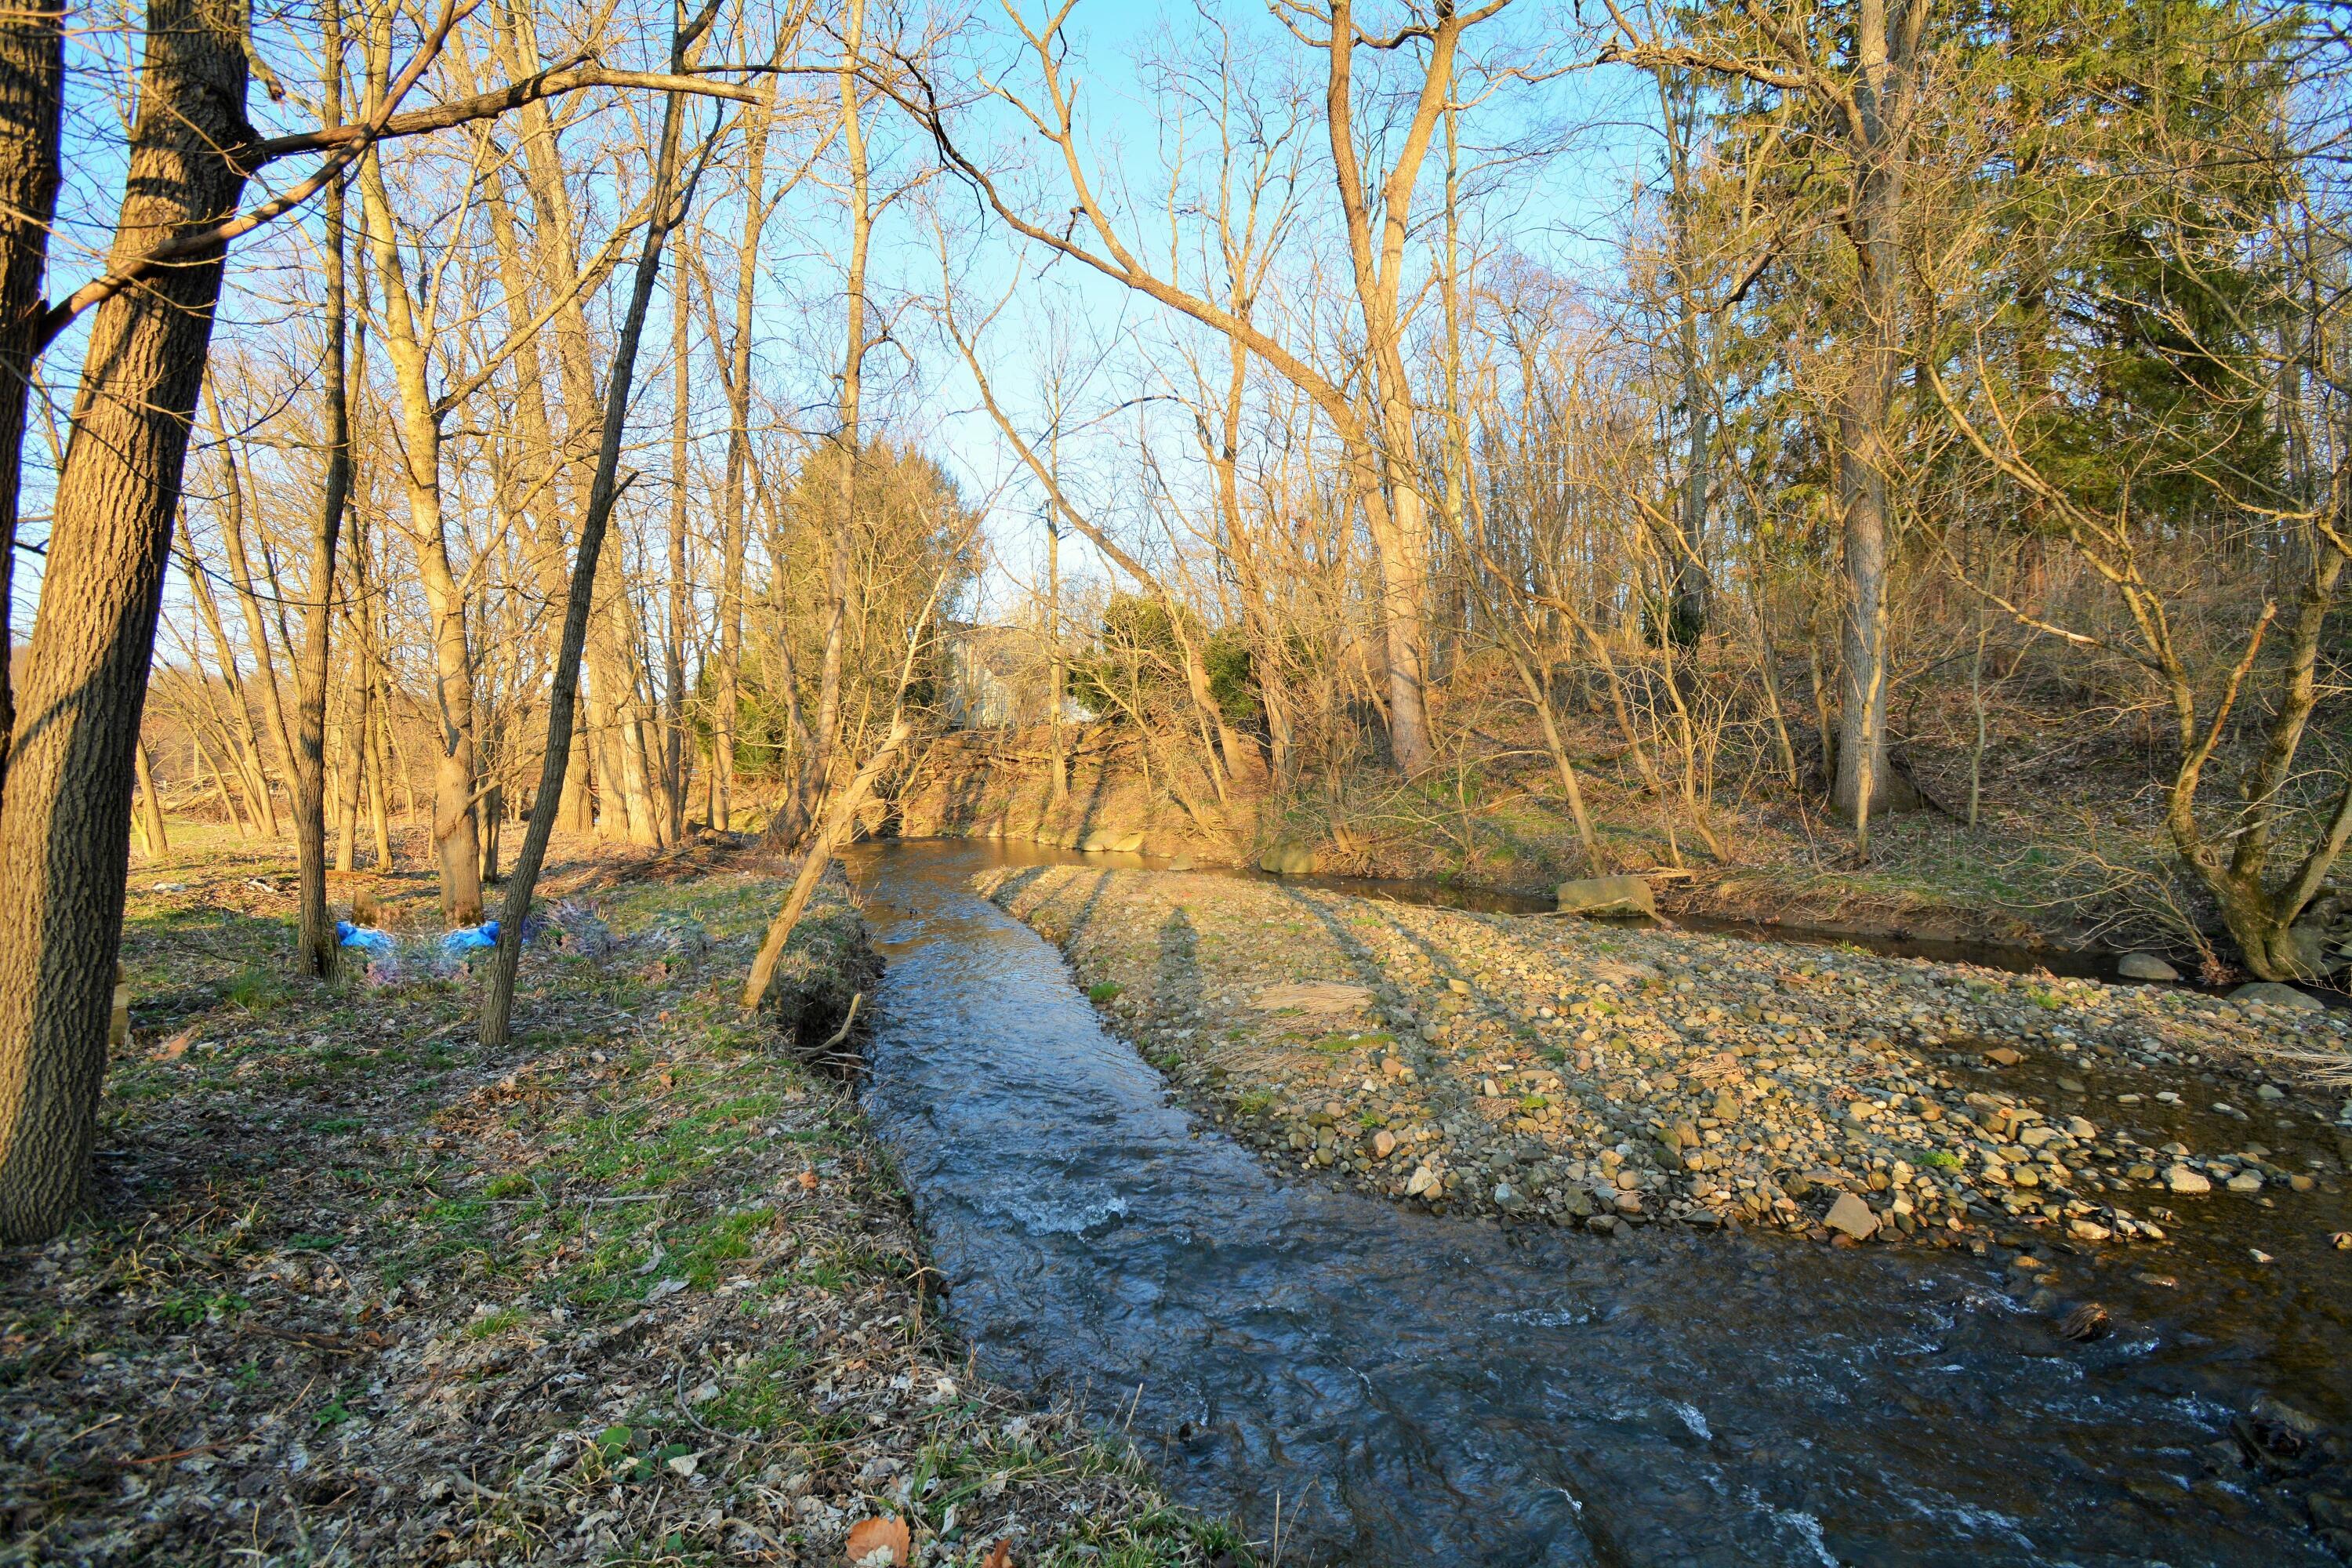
[844,839,2350,1566]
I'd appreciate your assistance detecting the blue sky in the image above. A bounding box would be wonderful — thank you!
[9,0,1668,657]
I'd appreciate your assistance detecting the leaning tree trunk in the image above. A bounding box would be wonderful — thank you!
[0,0,248,1242]
[0,0,64,798]
[479,5,710,1046]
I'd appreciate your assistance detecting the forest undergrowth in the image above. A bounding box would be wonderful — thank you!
[0,833,1237,1568]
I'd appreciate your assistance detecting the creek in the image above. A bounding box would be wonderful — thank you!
[843,839,2350,1566]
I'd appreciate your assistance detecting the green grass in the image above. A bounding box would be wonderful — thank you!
[221,965,291,1013]
[465,1307,523,1340]
[1087,981,1123,1004]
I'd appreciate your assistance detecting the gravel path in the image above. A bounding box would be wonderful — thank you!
[982,863,2352,1248]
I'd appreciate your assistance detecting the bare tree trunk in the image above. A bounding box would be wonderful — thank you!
[0,0,64,798]
[492,0,659,849]
[1046,519,1067,802]
[470,122,596,843]
[367,667,394,867]
[336,650,368,871]
[357,16,481,920]
[742,717,907,1011]
[800,0,872,838]
[0,0,249,1242]
[1828,7,1915,846]
[481,10,714,1047]
[664,265,691,838]
[134,739,169,856]
[708,88,775,837]
[711,313,753,822]
[1509,648,1599,870]
[1655,65,1711,646]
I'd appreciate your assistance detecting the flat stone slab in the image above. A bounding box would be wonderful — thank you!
[1824,1191,1880,1240]
[2117,951,2179,982]
[2232,981,2324,1011]
[1252,981,1377,1017]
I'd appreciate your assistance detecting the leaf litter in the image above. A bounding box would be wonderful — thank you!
[0,837,1247,1566]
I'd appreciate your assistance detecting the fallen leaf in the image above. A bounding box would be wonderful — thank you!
[157,1026,198,1062]
[982,1540,1014,1568]
[799,1167,820,1191]
[844,1515,909,1566]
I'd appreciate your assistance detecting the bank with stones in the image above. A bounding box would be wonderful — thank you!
[982,863,2352,1247]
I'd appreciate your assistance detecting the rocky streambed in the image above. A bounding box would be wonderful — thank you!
[981,862,2352,1252]
[849,840,2352,1565]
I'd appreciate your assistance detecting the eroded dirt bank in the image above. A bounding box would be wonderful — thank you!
[0,842,1234,1567]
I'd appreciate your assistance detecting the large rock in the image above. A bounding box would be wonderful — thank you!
[2166,1163,2212,1194]
[2116,951,2178,982]
[2232,981,2325,1011]
[1554,875,1657,919]
[2290,924,2345,976]
[1260,843,1321,876]
[1824,1191,1880,1240]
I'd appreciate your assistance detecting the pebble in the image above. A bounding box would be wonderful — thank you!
[982,866,2352,1247]
[1824,1192,1879,1240]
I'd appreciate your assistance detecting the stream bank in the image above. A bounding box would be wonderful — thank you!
[889,728,2163,966]
[982,861,2352,1243]
[2,841,1229,1567]
[847,839,2352,1566]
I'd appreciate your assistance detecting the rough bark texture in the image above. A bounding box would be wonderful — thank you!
[1828,0,1919,840]
[0,0,64,798]
[0,0,248,1241]
[288,2,350,975]
[357,22,481,921]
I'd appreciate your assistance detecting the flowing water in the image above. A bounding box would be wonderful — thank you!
[842,840,2351,1567]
